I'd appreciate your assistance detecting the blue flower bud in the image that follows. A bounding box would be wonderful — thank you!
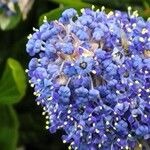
[62,8,77,19]
[93,27,104,40]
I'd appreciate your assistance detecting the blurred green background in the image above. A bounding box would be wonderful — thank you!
[0,0,149,150]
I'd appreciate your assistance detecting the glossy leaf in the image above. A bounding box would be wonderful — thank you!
[0,105,19,150]
[83,0,143,9]
[50,0,91,7]
[39,7,65,26]
[0,58,26,105]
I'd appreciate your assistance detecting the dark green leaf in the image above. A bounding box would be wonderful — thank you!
[51,0,91,7]
[83,0,144,10]
[0,58,26,105]
[0,105,19,150]
[139,8,150,19]
[39,7,65,26]
[143,0,150,9]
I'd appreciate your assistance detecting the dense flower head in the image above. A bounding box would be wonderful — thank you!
[26,6,150,150]
[0,0,17,16]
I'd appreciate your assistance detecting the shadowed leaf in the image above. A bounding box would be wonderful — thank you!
[0,105,19,150]
[0,58,26,104]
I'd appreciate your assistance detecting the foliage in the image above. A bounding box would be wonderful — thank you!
[0,58,26,150]
[0,58,26,105]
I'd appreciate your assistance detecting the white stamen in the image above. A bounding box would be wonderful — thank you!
[45,126,49,129]
[101,6,105,11]
[117,138,120,142]
[92,5,95,10]
[25,69,29,73]
[43,16,47,22]
[80,8,85,13]
[139,37,144,42]
[27,34,32,39]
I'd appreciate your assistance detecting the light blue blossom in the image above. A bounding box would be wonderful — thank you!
[75,56,95,75]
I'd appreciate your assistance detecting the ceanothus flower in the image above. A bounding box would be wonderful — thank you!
[26,6,150,150]
[75,56,95,75]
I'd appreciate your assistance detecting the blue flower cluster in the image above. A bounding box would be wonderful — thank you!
[0,0,17,16]
[26,7,150,150]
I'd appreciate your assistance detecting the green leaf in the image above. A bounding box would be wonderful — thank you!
[139,8,150,19]
[0,105,19,150]
[143,0,150,9]
[39,7,65,26]
[0,58,26,105]
[51,0,91,7]
[0,12,21,30]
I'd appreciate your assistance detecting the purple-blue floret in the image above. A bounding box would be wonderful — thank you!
[26,7,150,150]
